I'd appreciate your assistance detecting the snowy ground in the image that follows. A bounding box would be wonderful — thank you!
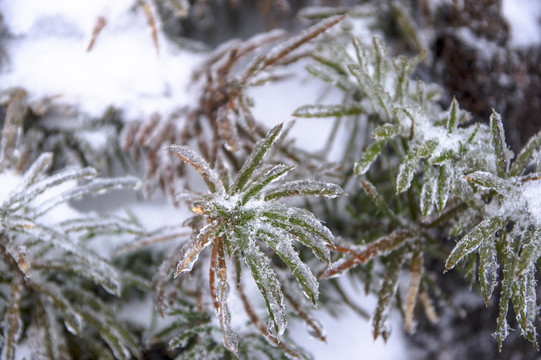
[0,0,201,119]
[1,1,540,359]
[288,277,407,360]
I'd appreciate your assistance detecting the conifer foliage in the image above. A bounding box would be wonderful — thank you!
[164,123,342,356]
[1,2,541,359]
[0,153,142,359]
[295,19,541,348]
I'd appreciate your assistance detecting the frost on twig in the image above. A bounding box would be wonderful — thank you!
[158,123,343,355]
[297,23,541,347]
[0,153,143,359]
[122,15,345,199]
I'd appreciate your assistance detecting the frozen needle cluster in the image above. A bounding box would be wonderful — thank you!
[167,123,343,356]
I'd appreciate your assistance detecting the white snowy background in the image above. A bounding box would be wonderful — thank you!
[1,0,540,359]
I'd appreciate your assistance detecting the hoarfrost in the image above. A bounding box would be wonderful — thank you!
[33,176,141,217]
[263,179,344,200]
[216,106,240,152]
[3,167,97,211]
[420,175,435,218]
[58,216,143,235]
[261,203,333,261]
[32,280,83,335]
[44,256,122,296]
[257,223,319,304]
[174,221,219,276]
[240,237,287,338]
[18,153,54,189]
[169,145,225,194]
[245,15,344,78]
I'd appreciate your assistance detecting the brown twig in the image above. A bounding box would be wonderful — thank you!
[322,228,416,279]
[139,0,159,54]
[283,291,327,342]
[404,240,423,333]
[87,16,107,52]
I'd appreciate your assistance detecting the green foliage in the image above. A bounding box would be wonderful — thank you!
[2,4,541,359]
[166,123,342,356]
[296,27,541,349]
[0,153,143,359]
[148,290,301,360]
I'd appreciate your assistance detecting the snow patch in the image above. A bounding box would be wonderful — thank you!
[0,0,134,36]
[521,179,541,225]
[0,0,202,120]
[455,27,501,59]
[288,277,407,360]
[251,62,342,155]
[0,171,22,204]
[502,0,541,47]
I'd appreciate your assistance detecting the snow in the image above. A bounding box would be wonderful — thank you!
[521,179,541,225]
[0,0,202,120]
[169,145,225,194]
[484,177,541,227]
[75,128,112,153]
[502,0,541,47]
[117,296,156,329]
[454,26,502,60]
[250,62,342,155]
[1,0,131,36]
[0,171,22,204]
[289,277,407,360]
